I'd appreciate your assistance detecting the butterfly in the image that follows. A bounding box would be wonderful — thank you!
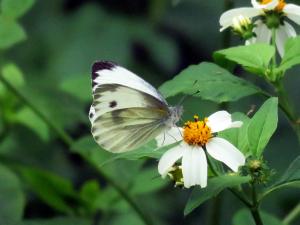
[89,61,183,153]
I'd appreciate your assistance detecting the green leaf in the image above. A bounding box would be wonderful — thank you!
[277,36,300,72]
[247,98,278,157]
[13,107,49,141]
[159,62,261,103]
[130,167,167,195]
[18,166,78,214]
[219,112,251,155]
[214,44,275,75]
[0,17,26,49]
[20,217,91,225]
[0,63,25,96]
[262,156,300,199]
[1,0,35,19]
[71,135,112,166]
[72,136,170,167]
[184,175,250,216]
[59,74,91,102]
[0,163,25,225]
[233,209,284,225]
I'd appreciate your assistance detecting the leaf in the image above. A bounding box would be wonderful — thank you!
[214,44,275,75]
[262,156,300,199]
[130,167,168,195]
[247,98,278,157]
[0,163,25,225]
[72,136,169,167]
[159,62,261,103]
[0,17,26,49]
[13,107,49,141]
[71,135,112,166]
[59,74,91,102]
[219,112,251,155]
[20,217,91,225]
[0,63,25,96]
[18,166,78,214]
[277,36,300,72]
[184,175,250,216]
[233,209,284,225]
[1,0,35,19]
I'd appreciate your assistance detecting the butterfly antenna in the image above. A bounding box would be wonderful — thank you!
[177,80,200,106]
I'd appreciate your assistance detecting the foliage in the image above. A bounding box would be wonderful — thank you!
[0,1,300,225]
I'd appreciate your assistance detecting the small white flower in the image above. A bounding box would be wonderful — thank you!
[156,111,245,188]
[219,0,300,57]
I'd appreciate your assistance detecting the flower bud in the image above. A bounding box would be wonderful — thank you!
[167,165,184,187]
[231,15,256,40]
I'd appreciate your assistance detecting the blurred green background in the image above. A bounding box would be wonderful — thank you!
[0,0,300,225]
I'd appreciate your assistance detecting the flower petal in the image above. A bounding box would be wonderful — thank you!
[158,144,184,176]
[182,146,207,188]
[207,111,243,133]
[155,126,183,148]
[276,22,296,57]
[283,4,300,25]
[206,137,245,172]
[245,37,257,45]
[253,21,272,44]
[219,7,261,31]
[251,0,279,10]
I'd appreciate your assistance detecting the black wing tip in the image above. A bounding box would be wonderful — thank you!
[91,61,118,88]
[92,61,116,76]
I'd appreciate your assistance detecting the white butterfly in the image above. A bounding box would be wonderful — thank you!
[89,61,183,153]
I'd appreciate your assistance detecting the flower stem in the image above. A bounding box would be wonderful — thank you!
[0,74,153,225]
[283,202,300,225]
[273,80,300,143]
[250,182,264,225]
[271,28,277,80]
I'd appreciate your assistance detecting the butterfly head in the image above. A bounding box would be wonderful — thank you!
[166,105,183,127]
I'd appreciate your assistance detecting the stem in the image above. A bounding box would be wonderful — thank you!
[269,28,300,143]
[0,75,153,225]
[0,76,73,146]
[273,80,300,143]
[283,202,300,225]
[250,183,264,225]
[271,28,277,80]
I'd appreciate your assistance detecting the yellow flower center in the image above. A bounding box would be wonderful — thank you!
[259,0,286,11]
[183,115,212,146]
[276,0,286,11]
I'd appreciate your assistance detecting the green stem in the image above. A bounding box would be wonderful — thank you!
[0,76,73,146]
[269,28,300,143]
[0,75,153,225]
[273,80,300,143]
[271,28,277,79]
[250,183,264,225]
[283,202,300,225]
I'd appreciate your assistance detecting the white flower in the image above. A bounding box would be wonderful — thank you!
[156,111,245,188]
[219,0,300,57]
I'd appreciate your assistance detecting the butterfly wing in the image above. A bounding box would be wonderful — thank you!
[90,107,168,153]
[89,61,170,153]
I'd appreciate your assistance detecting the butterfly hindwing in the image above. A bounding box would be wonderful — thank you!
[91,107,168,153]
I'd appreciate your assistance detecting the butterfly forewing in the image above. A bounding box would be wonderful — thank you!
[89,61,171,153]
